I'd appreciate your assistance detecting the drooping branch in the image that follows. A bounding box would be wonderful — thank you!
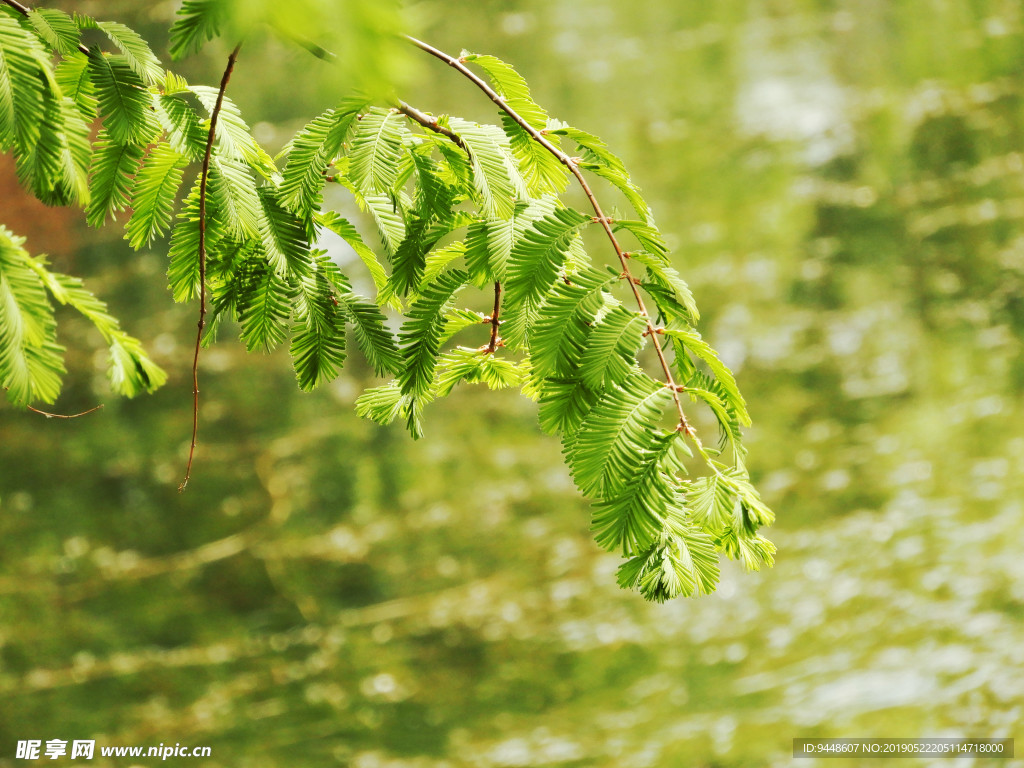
[405,36,701,447]
[179,43,241,493]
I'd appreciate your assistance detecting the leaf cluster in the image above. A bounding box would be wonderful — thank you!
[0,3,774,602]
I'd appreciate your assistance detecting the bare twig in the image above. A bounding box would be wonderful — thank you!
[0,0,91,55]
[396,101,472,157]
[27,403,103,419]
[179,43,242,493]
[3,387,104,419]
[487,281,502,353]
[406,36,701,446]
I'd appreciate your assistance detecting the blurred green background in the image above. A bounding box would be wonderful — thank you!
[2,0,1023,766]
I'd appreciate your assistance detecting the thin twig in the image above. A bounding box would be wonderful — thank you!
[179,43,242,493]
[3,387,104,419]
[406,36,701,446]
[487,281,502,353]
[396,101,472,157]
[0,0,90,55]
[27,403,103,419]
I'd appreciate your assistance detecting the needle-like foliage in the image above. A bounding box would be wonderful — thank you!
[0,4,774,601]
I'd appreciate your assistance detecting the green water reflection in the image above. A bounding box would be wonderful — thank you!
[2,1,1023,766]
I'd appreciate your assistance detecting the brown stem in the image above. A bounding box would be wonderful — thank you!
[1,0,91,55]
[396,101,472,158]
[487,281,501,353]
[3,387,104,418]
[27,403,103,419]
[179,43,242,493]
[406,36,700,444]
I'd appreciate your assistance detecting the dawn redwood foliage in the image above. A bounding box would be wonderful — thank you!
[0,0,776,601]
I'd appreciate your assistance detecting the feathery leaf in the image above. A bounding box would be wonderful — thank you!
[87,51,159,145]
[97,21,163,85]
[86,132,144,227]
[398,269,467,399]
[28,8,80,57]
[502,205,591,349]
[125,143,186,249]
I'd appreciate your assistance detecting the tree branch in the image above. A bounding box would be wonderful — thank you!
[3,387,104,419]
[406,36,701,446]
[396,100,472,158]
[179,43,242,493]
[487,281,501,353]
[27,403,103,419]
[0,0,90,55]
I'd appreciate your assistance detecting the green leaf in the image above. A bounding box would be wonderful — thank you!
[464,196,557,285]
[289,256,347,389]
[567,372,675,498]
[107,333,168,397]
[551,123,653,223]
[208,155,261,239]
[503,114,570,197]
[258,187,312,278]
[448,117,527,220]
[398,269,467,398]
[54,51,96,121]
[613,219,668,259]
[359,193,406,258]
[502,206,591,349]
[592,431,689,554]
[435,347,522,396]
[168,0,228,60]
[0,12,46,152]
[166,179,226,303]
[536,376,599,436]
[316,211,393,304]
[632,250,699,324]
[419,241,466,292]
[156,92,207,161]
[125,143,187,249]
[617,516,721,601]
[28,257,166,396]
[97,21,163,85]
[87,132,145,227]
[686,472,737,534]
[290,320,346,391]
[462,53,549,129]
[347,107,406,196]
[530,266,615,380]
[577,304,646,390]
[356,381,416,428]
[0,227,64,405]
[280,101,363,218]
[683,370,741,450]
[325,268,402,377]
[236,260,292,352]
[663,324,750,427]
[87,51,160,145]
[28,8,80,57]
[685,469,775,571]
[190,86,266,168]
[440,307,487,345]
[14,92,91,207]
